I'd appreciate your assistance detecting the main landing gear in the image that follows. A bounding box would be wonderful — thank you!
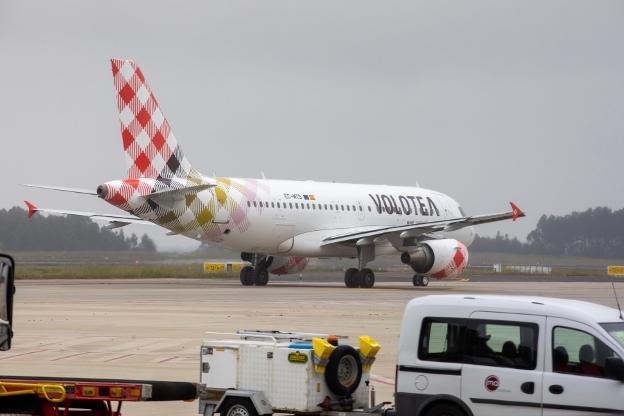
[344,268,375,289]
[412,274,430,287]
[344,243,376,289]
[240,253,272,286]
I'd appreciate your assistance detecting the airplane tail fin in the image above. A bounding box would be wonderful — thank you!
[110,59,201,182]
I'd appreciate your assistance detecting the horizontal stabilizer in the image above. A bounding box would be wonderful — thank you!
[23,201,152,227]
[23,184,97,195]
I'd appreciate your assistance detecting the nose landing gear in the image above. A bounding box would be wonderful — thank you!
[412,274,430,287]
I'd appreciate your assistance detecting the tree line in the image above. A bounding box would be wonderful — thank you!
[0,206,156,252]
[472,207,624,259]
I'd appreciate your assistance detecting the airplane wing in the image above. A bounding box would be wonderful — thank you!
[24,201,153,230]
[321,202,524,246]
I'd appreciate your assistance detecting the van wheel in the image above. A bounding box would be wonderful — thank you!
[325,345,363,396]
[424,403,466,416]
[220,398,258,416]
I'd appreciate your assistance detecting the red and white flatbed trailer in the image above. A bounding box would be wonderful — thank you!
[0,375,198,416]
[0,254,198,416]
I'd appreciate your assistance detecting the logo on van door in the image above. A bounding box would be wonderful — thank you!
[484,375,499,392]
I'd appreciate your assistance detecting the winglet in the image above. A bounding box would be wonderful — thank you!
[24,200,38,219]
[510,202,525,221]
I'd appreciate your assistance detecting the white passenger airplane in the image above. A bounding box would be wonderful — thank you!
[25,59,525,288]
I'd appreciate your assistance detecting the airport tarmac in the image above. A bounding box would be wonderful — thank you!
[3,272,624,416]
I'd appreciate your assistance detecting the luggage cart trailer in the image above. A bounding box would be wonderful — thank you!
[198,330,383,416]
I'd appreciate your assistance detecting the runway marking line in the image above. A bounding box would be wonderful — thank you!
[158,356,179,363]
[370,374,395,387]
[0,349,49,360]
[49,351,91,362]
[102,354,134,362]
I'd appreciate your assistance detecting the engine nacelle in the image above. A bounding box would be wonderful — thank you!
[401,239,468,278]
[268,256,309,275]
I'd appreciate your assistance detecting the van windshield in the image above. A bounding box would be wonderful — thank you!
[601,323,624,348]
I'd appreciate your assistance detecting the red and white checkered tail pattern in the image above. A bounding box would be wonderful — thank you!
[111,59,201,181]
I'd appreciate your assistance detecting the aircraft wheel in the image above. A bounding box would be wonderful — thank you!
[344,268,359,288]
[240,266,255,286]
[254,268,269,286]
[359,268,375,288]
[413,275,429,287]
[412,275,421,286]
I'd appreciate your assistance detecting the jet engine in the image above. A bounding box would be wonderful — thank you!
[268,256,309,275]
[400,239,468,278]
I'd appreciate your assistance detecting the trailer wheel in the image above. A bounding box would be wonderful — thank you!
[424,402,466,416]
[325,345,362,396]
[220,398,258,416]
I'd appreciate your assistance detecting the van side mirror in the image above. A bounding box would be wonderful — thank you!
[0,254,14,351]
[605,357,624,382]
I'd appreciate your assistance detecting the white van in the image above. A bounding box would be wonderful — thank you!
[396,295,624,416]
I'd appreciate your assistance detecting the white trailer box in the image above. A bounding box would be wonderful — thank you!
[200,331,380,413]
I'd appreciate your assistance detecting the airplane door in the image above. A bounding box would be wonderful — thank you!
[356,201,365,221]
[461,311,545,416]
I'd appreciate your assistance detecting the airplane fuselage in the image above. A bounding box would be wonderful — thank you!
[99,176,475,259]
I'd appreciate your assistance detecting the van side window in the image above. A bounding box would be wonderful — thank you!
[464,320,538,370]
[553,326,618,379]
[418,318,466,363]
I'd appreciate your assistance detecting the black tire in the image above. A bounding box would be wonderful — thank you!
[254,269,269,286]
[344,268,359,288]
[324,345,362,396]
[220,398,259,416]
[240,266,254,286]
[413,275,421,286]
[424,402,466,416]
[359,268,375,288]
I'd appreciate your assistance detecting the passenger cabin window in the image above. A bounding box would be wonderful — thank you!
[289,203,293,209]
[253,201,257,207]
[271,202,275,208]
[277,202,281,208]
[247,201,251,207]
[419,318,466,363]
[553,326,618,379]
[464,320,538,370]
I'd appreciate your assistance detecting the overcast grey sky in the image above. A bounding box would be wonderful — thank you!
[1,1,623,250]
